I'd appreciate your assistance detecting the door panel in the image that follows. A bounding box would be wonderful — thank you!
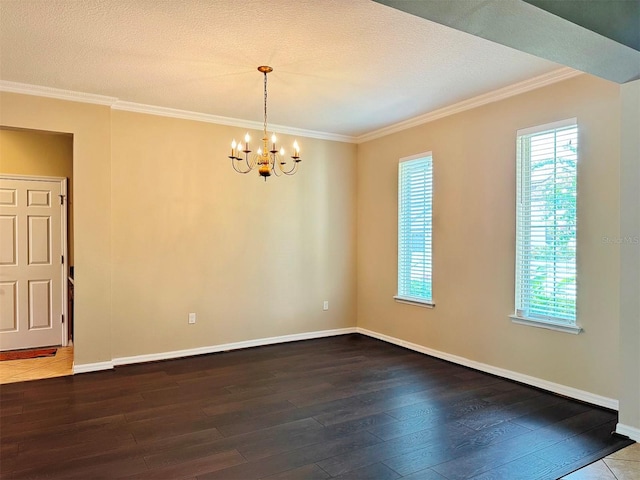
[29,279,52,329]
[0,215,17,265]
[0,282,17,331]
[0,178,64,350]
[28,216,51,264]
[0,188,17,206]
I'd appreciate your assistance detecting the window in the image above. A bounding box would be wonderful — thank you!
[396,153,433,307]
[513,119,579,333]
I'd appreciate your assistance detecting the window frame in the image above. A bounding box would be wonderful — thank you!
[395,152,435,308]
[511,118,581,334]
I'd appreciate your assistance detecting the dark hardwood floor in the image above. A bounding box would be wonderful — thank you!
[0,334,632,479]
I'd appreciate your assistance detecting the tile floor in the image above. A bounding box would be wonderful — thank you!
[561,442,640,479]
[0,347,636,480]
[0,345,73,384]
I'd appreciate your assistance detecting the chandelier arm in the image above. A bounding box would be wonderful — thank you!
[278,160,299,175]
[231,159,252,174]
[246,152,258,171]
[271,153,282,176]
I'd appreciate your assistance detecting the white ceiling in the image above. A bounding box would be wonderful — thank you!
[0,0,568,141]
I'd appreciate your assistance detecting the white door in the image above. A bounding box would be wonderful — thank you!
[0,176,66,351]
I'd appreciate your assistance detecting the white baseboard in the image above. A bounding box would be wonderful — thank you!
[72,327,357,373]
[356,327,619,411]
[616,423,640,442]
[72,360,114,374]
[72,325,622,415]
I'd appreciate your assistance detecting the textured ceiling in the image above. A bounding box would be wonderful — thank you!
[0,0,564,139]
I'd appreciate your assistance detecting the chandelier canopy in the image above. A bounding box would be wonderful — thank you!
[228,66,301,180]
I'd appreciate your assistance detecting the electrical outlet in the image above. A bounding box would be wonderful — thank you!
[188,312,196,324]
[323,301,329,311]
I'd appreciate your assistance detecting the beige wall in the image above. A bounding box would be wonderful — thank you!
[0,128,74,266]
[0,93,357,364]
[0,92,112,366]
[619,79,640,433]
[110,111,357,357]
[357,74,622,400]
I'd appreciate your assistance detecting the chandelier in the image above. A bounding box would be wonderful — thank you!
[228,66,301,180]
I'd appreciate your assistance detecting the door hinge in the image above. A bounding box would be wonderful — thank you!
[61,314,64,324]
[59,194,65,205]
[61,255,64,264]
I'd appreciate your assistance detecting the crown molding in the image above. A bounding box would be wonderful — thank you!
[1,68,581,144]
[355,67,583,144]
[112,101,355,143]
[0,80,354,143]
[0,80,118,106]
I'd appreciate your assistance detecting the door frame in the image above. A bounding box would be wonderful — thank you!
[0,174,69,347]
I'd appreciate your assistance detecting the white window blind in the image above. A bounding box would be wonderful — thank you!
[515,119,578,325]
[397,154,433,305]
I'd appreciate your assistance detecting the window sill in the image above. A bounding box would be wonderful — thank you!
[509,315,582,334]
[394,296,435,308]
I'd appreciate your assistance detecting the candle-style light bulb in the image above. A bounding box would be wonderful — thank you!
[231,139,237,156]
[244,132,250,144]
[257,147,262,155]
[293,140,300,154]
[271,133,277,144]
[280,147,285,155]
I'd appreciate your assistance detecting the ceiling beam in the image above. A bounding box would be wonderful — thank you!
[373,0,640,83]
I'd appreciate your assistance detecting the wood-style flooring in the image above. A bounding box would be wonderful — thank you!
[0,334,633,479]
[0,346,73,384]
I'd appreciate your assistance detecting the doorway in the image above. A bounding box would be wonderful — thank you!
[0,128,73,380]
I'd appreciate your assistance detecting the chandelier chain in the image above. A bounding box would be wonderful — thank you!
[263,71,268,136]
